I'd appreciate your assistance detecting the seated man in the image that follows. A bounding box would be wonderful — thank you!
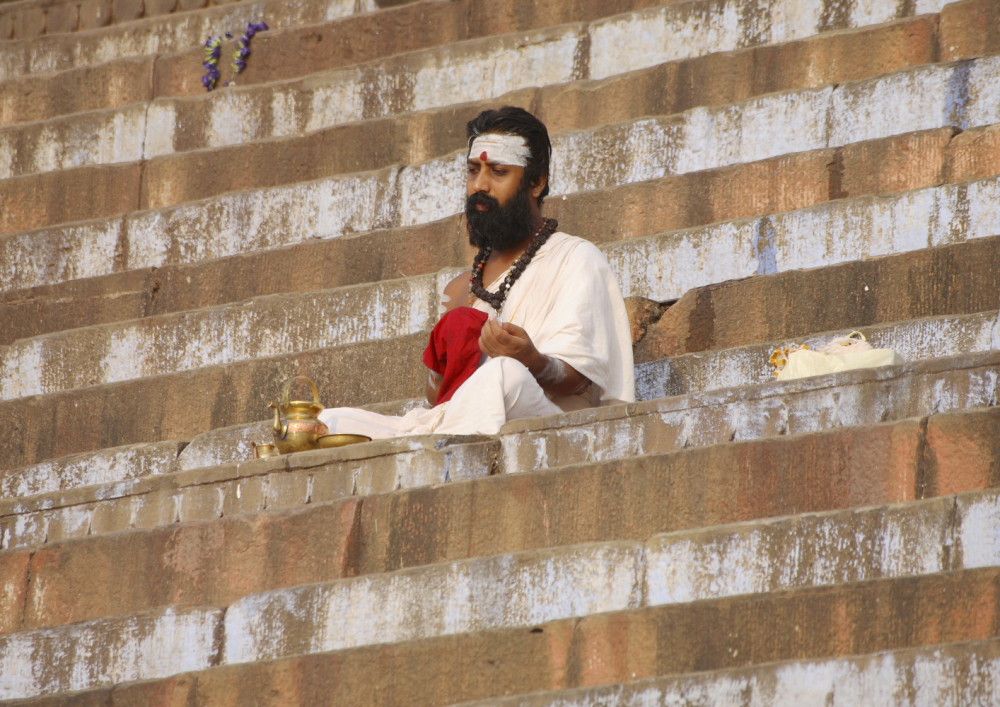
[319,106,634,437]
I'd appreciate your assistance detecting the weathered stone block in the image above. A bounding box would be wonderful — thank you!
[221,476,266,517]
[948,124,1000,184]
[12,5,46,38]
[44,2,80,33]
[21,497,361,631]
[131,489,178,530]
[262,470,311,511]
[0,163,140,236]
[837,128,951,198]
[924,406,1000,497]
[43,505,93,544]
[0,11,13,39]
[78,0,112,28]
[0,551,29,634]
[176,485,223,523]
[143,0,177,16]
[111,0,144,22]
[941,0,1000,62]
[89,496,139,535]
[222,542,644,664]
[0,607,221,700]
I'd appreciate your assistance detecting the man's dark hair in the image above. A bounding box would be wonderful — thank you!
[466,106,552,205]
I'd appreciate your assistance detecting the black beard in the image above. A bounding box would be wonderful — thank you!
[465,187,535,251]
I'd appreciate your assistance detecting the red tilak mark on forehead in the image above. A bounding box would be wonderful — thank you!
[480,151,488,162]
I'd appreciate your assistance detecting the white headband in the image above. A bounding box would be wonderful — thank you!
[468,133,531,167]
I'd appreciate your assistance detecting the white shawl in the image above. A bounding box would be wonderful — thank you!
[470,231,635,408]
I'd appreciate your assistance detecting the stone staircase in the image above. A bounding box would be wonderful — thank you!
[1,0,999,703]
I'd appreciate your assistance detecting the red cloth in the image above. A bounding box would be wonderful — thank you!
[423,306,489,405]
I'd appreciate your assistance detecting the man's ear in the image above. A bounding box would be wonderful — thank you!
[531,174,548,200]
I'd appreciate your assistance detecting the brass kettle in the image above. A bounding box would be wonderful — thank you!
[270,375,329,454]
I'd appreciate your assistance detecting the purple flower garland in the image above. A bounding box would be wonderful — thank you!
[201,35,223,91]
[234,21,269,75]
[201,21,269,92]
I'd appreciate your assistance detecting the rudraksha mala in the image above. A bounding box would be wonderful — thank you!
[470,218,558,313]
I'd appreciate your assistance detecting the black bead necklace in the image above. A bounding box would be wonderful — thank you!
[470,218,558,313]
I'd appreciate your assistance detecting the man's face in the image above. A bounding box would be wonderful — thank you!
[465,157,535,251]
[466,157,526,207]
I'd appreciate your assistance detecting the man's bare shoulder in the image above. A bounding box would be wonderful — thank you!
[442,272,470,312]
[444,272,467,294]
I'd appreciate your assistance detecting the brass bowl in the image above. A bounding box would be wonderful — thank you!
[316,433,371,449]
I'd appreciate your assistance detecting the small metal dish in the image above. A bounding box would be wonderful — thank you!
[252,442,279,459]
[316,433,371,449]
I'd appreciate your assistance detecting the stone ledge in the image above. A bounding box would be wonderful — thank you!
[2,356,996,555]
[7,493,1000,694]
[0,433,498,518]
[642,234,1000,359]
[12,567,1000,704]
[501,353,1000,476]
[3,307,992,500]
[0,0,371,76]
[462,638,1000,706]
[4,168,999,404]
[2,405,996,634]
[2,125,966,344]
[502,349,1000,436]
[0,606,223,701]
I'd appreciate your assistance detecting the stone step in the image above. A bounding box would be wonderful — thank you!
[3,203,999,470]
[128,307,1000,474]
[4,50,999,292]
[0,605,222,702]
[641,233,1000,360]
[4,172,999,465]
[0,329,428,471]
[944,0,1000,64]
[6,567,999,703]
[0,0,697,125]
[638,309,1000,400]
[3,123,972,345]
[3,352,997,552]
[462,639,1000,706]
[0,0,354,41]
[3,402,998,634]
[4,163,1000,404]
[502,350,999,476]
[0,439,183,499]
[1,11,943,235]
[139,11,941,206]
[1,302,992,505]
[0,0,374,77]
[0,4,984,185]
[0,271,443,402]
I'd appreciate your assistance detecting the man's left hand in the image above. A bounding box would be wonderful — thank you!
[479,319,544,369]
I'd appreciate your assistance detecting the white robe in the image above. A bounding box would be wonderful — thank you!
[319,232,635,437]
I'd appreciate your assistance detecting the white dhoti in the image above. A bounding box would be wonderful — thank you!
[319,232,636,439]
[319,356,566,438]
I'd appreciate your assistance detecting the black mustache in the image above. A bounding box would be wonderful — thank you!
[466,192,500,210]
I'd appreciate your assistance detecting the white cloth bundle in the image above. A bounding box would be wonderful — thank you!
[776,331,902,381]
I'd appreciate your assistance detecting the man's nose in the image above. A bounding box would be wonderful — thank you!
[471,165,490,193]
